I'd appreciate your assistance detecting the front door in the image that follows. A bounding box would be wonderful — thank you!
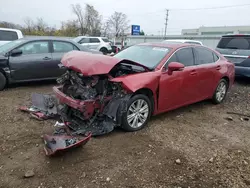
[158,47,199,112]
[9,40,53,81]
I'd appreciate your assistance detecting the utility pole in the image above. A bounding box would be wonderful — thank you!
[164,9,169,39]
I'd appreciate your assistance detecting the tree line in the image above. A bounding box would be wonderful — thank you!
[0,3,145,37]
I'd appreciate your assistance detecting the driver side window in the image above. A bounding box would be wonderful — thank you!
[17,41,49,55]
[165,53,177,68]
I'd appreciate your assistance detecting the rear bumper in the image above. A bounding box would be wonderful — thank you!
[235,66,250,77]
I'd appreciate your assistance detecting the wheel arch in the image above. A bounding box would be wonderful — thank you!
[0,68,8,83]
[133,88,155,115]
[221,76,230,88]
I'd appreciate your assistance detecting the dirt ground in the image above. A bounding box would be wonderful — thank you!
[0,79,250,188]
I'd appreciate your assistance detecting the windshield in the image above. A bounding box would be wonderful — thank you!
[0,40,24,54]
[114,45,171,68]
[217,37,250,49]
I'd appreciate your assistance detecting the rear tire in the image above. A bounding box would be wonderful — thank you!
[0,72,6,91]
[121,94,152,132]
[212,78,228,104]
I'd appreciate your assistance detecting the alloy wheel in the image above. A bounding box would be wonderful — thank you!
[127,99,149,128]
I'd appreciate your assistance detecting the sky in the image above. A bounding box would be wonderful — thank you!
[0,0,250,35]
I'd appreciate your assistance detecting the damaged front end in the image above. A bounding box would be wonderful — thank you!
[54,66,135,136]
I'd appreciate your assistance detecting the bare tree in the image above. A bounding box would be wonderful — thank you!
[35,17,48,32]
[60,20,79,36]
[85,4,102,36]
[102,20,111,37]
[108,12,129,37]
[71,4,85,35]
[24,17,34,33]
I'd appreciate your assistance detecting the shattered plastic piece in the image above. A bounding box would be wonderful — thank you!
[43,133,91,156]
[68,118,115,136]
[31,93,58,115]
[19,93,59,120]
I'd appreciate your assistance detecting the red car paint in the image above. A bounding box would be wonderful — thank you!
[61,51,150,76]
[53,86,112,120]
[57,43,235,117]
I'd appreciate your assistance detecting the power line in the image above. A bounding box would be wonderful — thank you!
[170,3,250,11]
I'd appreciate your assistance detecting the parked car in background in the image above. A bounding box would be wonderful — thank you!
[163,39,203,45]
[73,36,112,54]
[216,34,250,78]
[0,37,101,90]
[0,28,23,46]
[54,42,234,132]
[111,41,128,53]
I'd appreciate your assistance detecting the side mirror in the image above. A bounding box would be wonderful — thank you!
[10,49,22,56]
[167,62,184,74]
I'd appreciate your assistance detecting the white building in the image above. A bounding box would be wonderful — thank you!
[182,25,250,35]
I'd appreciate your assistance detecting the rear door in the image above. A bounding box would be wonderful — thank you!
[89,38,101,50]
[193,46,220,99]
[51,41,80,77]
[159,47,199,112]
[216,36,250,65]
[9,40,52,81]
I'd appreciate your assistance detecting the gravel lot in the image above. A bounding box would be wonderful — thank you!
[0,79,250,188]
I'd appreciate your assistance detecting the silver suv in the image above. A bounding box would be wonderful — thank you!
[73,36,112,54]
[216,35,250,78]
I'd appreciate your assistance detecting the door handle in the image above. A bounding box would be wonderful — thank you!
[216,65,221,70]
[190,70,197,75]
[43,57,51,60]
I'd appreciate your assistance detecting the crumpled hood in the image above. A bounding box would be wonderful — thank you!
[61,51,149,76]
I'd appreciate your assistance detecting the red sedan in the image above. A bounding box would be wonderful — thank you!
[54,43,235,135]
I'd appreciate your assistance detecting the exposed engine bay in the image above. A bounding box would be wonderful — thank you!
[55,62,146,136]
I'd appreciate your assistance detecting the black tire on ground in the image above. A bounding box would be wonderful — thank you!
[100,47,108,55]
[212,78,228,104]
[121,94,152,132]
[0,72,6,91]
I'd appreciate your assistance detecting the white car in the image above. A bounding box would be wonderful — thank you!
[162,39,203,45]
[0,28,23,46]
[73,36,112,54]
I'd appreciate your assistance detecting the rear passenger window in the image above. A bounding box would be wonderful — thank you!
[0,30,18,41]
[53,41,77,53]
[194,47,214,65]
[175,48,194,66]
[90,38,100,43]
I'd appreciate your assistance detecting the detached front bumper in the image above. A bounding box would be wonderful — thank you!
[53,86,99,120]
[235,66,250,78]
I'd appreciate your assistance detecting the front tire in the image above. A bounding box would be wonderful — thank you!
[0,72,6,91]
[121,94,152,132]
[212,78,228,104]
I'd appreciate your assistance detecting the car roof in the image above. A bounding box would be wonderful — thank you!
[23,36,74,42]
[137,42,194,49]
[0,27,22,32]
[163,39,202,43]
